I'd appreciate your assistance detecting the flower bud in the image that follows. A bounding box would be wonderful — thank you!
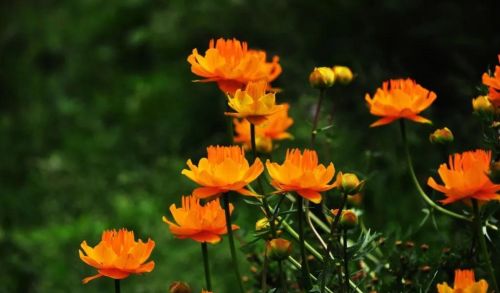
[472,95,494,115]
[267,238,292,261]
[347,193,363,206]
[309,67,335,89]
[255,217,270,231]
[169,281,191,293]
[429,127,454,144]
[339,209,358,229]
[337,172,363,195]
[332,66,353,85]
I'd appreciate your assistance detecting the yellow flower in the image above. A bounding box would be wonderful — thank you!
[437,269,488,293]
[163,195,238,244]
[266,149,336,203]
[182,145,264,198]
[79,229,155,284]
[225,81,285,125]
[187,38,282,94]
[472,95,494,115]
[365,78,437,127]
[233,103,293,152]
[309,67,335,89]
[332,66,354,85]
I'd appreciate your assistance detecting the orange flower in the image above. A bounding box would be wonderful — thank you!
[427,149,500,205]
[187,38,282,94]
[266,149,336,203]
[365,78,437,127]
[225,80,285,125]
[79,229,155,284]
[163,195,238,244]
[437,269,488,293]
[182,145,264,198]
[233,103,293,152]
[482,55,500,107]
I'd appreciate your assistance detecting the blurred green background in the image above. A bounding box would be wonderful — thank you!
[1,0,500,292]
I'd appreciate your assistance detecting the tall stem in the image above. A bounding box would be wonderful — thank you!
[297,195,313,289]
[201,242,212,291]
[222,193,245,293]
[472,200,499,292]
[343,229,349,293]
[311,89,326,146]
[399,120,471,221]
[278,260,287,293]
[114,279,120,293]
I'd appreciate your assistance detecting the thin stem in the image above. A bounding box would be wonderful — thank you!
[399,120,472,221]
[222,193,245,293]
[311,89,326,145]
[278,260,287,293]
[201,242,212,291]
[472,200,499,292]
[343,229,349,293]
[306,202,328,251]
[261,243,268,293]
[297,196,313,289]
[114,279,120,293]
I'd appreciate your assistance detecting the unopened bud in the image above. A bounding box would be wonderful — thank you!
[337,172,362,195]
[472,95,494,115]
[267,238,292,261]
[169,281,191,293]
[420,243,429,252]
[309,67,335,89]
[332,66,354,85]
[334,209,358,229]
[420,265,431,273]
[255,218,270,231]
[404,241,415,249]
[429,127,454,144]
[347,193,363,206]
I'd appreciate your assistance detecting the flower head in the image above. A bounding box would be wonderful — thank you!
[267,238,293,261]
[437,269,488,293]
[182,145,264,199]
[79,229,155,284]
[265,149,336,203]
[482,54,500,107]
[427,149,500,205]
[429,127,454,144]
[332,66,354,85]
[163,195,238,244]
[365,78,437,127]
[233,103,293,152]
[472,95,495,115]
[187,38,282,94]
[226,81,285,125]
[331,209,358,229]
[309,67,335,89]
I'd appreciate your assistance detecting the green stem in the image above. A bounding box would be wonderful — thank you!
[297,196,313,289]
[201,242,212,291]
[399,120,471,221]
[343,229,349,293]
[472,200,499,292]
[311,89,326,146]
[114,279,120,293]
[222,193,245,293]
[287,256,335,293]
[278,260,287,293]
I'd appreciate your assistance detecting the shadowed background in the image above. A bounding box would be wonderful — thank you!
[1,0,499,292]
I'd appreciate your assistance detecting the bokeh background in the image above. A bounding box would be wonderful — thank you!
[1,0,500,292]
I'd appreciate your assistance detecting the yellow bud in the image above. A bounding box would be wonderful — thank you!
[169,281,191,293]
[267,238,292,261]
[332,66,353,85]
[429,127,454,144]
[336,172,362,194]
[255,217,270,231]
[472,95,494,115]
[339,210,358,229]
[255,137,273,153]
[309,67,335,89]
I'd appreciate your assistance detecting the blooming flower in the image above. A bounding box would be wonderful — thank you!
[182,145,264,198]
[427,149,500,205]
[187,38,282,94]
[437,269,488,293]
[163,195,238,244]
[79,229,155,284]
[226,80,285,125]
[265,149,336,203]
[365,78,437,127]
[482,54,500,107]
[233,103,293,152]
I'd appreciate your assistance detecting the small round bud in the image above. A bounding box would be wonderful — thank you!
[420,265,431,273]
[404,241,415,249]
[267,238,292,261]
[472,95,494,115]
[332,66,353,85]
[332,209,358,229]
[337,172,362,195]
[429,127,454,144]
[169,281,191,293]
[420,243,429,252]
[347,193,363,206]
[309,67,335,89]
[255,217,270,231]
[395,240,403,247]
